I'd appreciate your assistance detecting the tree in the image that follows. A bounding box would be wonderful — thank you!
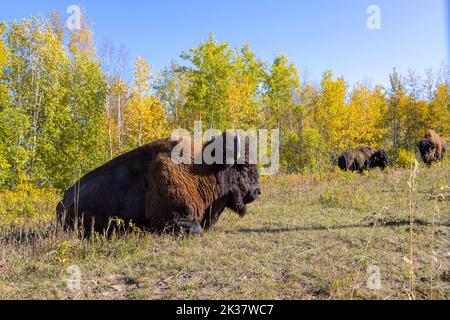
[180,34,235,130]
[0,23,8,108]
[154,60,189,128]
[68,10,96,60]
[0,23,13,185]
[264,55,301,128]
[429,83,450,135]
[405,69,423,101]
[100,40,130,158]
[385,68,409,151]
[263,55,302,170]
[313,71,347,153]
[0,14,106,190]
[123,57,169,149]
[225,45,265,129]
[59,15,107,189]
[346,84,386,148]
[5,17,71,187]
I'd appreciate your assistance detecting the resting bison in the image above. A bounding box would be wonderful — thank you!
[56,133,261,235]
[418,130,448,166]
[338,146,388,172]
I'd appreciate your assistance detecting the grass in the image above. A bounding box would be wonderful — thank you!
[0,165,449,300]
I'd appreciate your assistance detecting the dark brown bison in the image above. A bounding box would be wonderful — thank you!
[56,133,261,235]
[338,146,388,172]
[418,130,448,166]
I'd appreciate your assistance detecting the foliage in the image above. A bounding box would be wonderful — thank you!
[0,12,449,195]
[429,83,450,135]
[313,71,348,154]
[0,177,58,224]
[395,148,416,168]
[123,57,169,149]
[0,16,106,190]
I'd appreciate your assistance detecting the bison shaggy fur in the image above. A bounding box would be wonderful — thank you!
[338,146,388,172]
[56,133,261,235]
[418,130,448,166]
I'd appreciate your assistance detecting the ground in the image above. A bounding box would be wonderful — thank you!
[0,165,449,300]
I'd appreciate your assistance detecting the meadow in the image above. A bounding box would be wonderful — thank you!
[0,164,448,300]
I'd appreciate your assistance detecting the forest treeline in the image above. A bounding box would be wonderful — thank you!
[0,13,449,191]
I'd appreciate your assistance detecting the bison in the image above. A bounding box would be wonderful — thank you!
[338,146,388,172]
[56,132,261,235]
[417,130,448,166]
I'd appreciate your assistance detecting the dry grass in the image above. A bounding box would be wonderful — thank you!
[0,165,449,300]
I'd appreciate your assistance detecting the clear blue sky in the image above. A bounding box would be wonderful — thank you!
[1,0,448,87]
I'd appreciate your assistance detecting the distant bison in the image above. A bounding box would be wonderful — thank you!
[56,133,261,235]
[338,146,388,172]
[418,130,448,165]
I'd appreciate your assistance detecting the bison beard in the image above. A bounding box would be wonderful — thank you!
[56,133,261,236]
[418,130,448,166]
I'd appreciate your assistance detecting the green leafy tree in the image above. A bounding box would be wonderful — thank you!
[4,17,70,187]
[226,45,265,129]
[263,55,301,170]
[56,14,107,189]
[154,60,189,128]
[0,15,106,190]
[385,68,409,151]
[180,34,235,130]
[0,23,14,185]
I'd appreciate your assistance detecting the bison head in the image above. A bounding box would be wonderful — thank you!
[227,163,261,216]
[418,139,435,165]
[370,150,389,170]
[203,132,261,216]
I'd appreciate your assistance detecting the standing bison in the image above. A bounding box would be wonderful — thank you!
[56,133,261,235]
[338,146,388,172]
[417,130,448,166]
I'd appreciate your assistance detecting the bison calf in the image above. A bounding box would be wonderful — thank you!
[418,130,448,166]
[56,133,261,236]
[338,146,388,173]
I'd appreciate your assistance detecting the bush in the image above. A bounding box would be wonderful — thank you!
[394,148,417,168]
[280,130,302,172]
[0,180,59,224]
[298,127,333,173]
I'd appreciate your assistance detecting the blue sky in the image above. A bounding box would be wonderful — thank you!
[1,0,448,87]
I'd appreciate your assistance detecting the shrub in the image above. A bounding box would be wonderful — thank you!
[0,180,59,224]
[395,148,416,168]
[298,127,333,173]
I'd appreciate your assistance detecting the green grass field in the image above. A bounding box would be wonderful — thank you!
[0,165,449,300]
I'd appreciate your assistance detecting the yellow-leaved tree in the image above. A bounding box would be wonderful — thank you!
[345,84,386,149]
[124,57,169,149]
[429,83,450,136]
[313,71,347,153]
[225,45,265,129]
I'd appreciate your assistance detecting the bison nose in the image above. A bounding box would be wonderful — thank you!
[254,188,261,198]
